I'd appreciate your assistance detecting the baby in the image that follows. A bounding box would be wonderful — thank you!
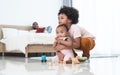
[52,24,74,63]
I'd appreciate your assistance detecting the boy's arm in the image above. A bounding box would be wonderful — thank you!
[53,39,67,51]
[58,37,73,47]
[55,37,80,50]
[54,45,67,51]
[55,37,73,51]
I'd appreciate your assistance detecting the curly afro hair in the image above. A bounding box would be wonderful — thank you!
[58,6,79,24]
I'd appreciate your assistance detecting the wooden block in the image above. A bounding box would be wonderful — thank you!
[62,61,66,65]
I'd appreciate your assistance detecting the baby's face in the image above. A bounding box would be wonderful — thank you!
[56,26,68,38]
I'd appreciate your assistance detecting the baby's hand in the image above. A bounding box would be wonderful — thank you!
[55,36,60,40]
[57,39,61,44]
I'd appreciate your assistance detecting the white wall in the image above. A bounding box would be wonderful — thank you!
[0,0,62,33]
[73,0,120,54]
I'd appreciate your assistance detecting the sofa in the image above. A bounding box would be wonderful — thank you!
[0,24,54,58]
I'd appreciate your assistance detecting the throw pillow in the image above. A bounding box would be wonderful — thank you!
[2,28,18,39]
[36,27,45,33]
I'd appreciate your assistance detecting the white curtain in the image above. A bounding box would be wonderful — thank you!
[73,0,120,54]
[62,0,72,7]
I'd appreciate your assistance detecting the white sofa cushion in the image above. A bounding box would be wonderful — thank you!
[2,28,18,39]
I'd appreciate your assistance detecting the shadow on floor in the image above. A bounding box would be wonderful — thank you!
[0,52,56,57]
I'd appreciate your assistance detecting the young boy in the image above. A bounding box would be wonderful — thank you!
[32,22,39,29]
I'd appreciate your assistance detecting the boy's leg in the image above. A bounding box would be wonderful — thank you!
[80,37,95,58]
[63,53,74,61]
[52,55,59,62]
[57,52,64,61]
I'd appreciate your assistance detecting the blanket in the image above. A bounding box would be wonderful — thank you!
[0,30,55,53]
